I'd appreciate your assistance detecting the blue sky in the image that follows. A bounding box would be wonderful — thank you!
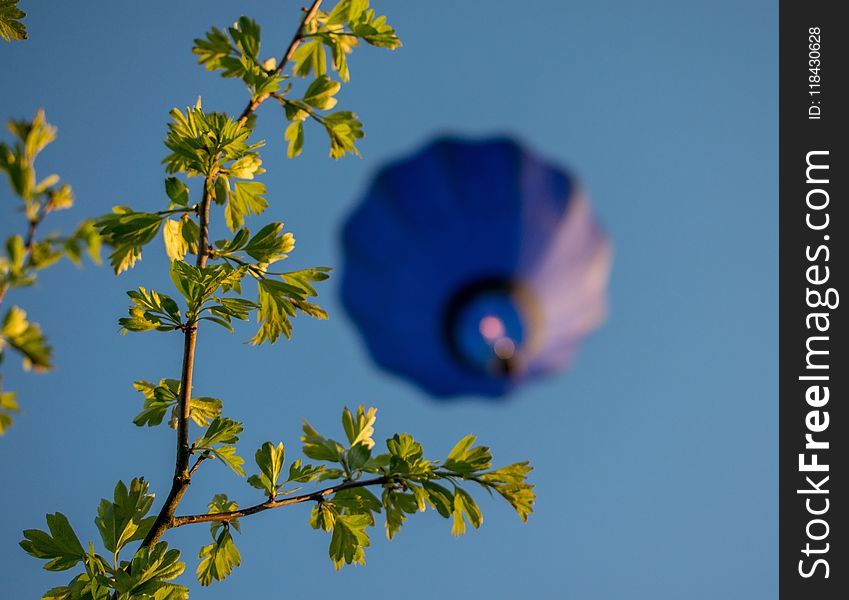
[1,1,776,598]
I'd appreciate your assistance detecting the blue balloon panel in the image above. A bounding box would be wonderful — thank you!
[340,137,612,398]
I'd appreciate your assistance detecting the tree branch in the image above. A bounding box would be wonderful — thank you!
[188,452,210,477]
[0,207,50,308]
[237,0,323,125]
[171,475,392,527]
[139,1,324,550]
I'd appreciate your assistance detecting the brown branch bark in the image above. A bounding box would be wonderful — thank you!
[138,0,324,550]
[172,475,391,527]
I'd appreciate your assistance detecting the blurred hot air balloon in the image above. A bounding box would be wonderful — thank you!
[340,137,611,398]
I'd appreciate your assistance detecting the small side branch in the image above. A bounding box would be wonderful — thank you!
[171,475,391,527]
[237,0,323,125]
[1,207,50,308]
[188,452,210,477]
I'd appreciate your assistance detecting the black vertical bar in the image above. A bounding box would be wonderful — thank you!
[780,2,848,598]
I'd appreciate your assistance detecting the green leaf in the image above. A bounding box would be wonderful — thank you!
[212,445,246,477]
[136,385,223,429]
[243,65,284,99]
[328,32,355,82]
[1,109,55,203]
[301,420,344,463]
[225,181,268,232]
[346,442,371,471]
[78,221,102,263]
[325,0,369,26]
[194,417,241,448]
[280,266,331,297]
[113,542,184,596]
[119,288,182,333]
[247,441,285,497]
[20,513,85,571]
[327,512,371,569]
[70,547,113,599]
[229,16,261,60]
[317,467,345,482]
[213,174,230,205]
[163,103,260,177]
[1,306,52,370]
[193,26,236,73]
[361,452,391,473]
[169,261,246,313]
[95,207,164,274]
[382,487,419,540]
[451,487,483,537]
[251,279,296,344]
[386,433,432,479]
[282,99,310,122]
[165,177,190,207]
[151,583,190,600]
[421,481,453,518]
[323,111,363,159]
[197,528,241,586]
[202,297,258,333]
[0,0,26,42]
[193,417,245,476]
[479,461,534,486]
[284,121,304,158]
[333,487,381,515]
[187,396,223,427]
[480,462,536,522]
[341,405,376,449]
[0,390,19,435]
[40,586,72,600]
[443,434,492,474]
[207,494,240,535]
[213,227,249,255]
[44,182,73,211]
[309,501,336,531]
[196,495,242,585]
[285,459,325,485]
[303,75,341,110]
[28,239,63,270]
[6,234,25,270]
[351,8,402,49]
[291,38,326,78]
[62,240,82,266]
[94,478,156,559]
[162,218,189,262]
[65,220,102,267]
[227,154,263,180]
[131,379,179,427]
[243,222,294,265]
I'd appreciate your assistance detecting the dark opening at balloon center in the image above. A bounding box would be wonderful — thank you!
[442,278,537,378]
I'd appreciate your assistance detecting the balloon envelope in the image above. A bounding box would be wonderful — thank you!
[340,137,611,398]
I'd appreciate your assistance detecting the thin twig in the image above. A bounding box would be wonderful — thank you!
[172,475,392,527]
[1,208,50,308]
[238,0,324,125]
[188,453,210,477]
[156,206,197,217]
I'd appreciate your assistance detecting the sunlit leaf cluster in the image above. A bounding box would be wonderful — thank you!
[21,479,189,600]
[21,405,534,591]
[296,406,536,569]
[0,110,101,434]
